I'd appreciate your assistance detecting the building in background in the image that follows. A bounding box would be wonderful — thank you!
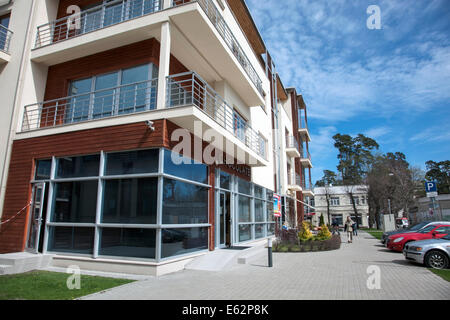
[410,194,450,223]
[0,0,313,274]
[313,185,369,227]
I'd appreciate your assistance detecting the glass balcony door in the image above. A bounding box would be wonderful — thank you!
[65,63,157,124]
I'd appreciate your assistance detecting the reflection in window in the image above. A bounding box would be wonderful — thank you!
[48,227,94,254]
[238,196,251,222]
[161,227,208,258]
[106,149,159,175]
[220,171,231,190]
[52,181,98,223]
[100,228,156,259]
[56,155,100,178]
[255,224,265,239]
[164,149,208,184]
[267,223,275,236]
[239,224,251,242]
[238,178,251,195]
[102,178,158,224]
[162,179,208,224]
[255,199,264,222]
[35,159,52,180]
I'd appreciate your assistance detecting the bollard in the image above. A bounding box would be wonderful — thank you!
[268,238,273,268]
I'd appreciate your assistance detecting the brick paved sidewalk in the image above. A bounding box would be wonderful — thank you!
[81,231,450,300]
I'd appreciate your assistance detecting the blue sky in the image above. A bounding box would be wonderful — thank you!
[246,0,450,184]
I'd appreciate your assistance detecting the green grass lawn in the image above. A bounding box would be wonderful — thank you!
[365,228,384,240]
[429,268,450,282]
[0,270,134,300]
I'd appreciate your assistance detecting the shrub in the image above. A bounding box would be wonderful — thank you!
[315,224,332,241]
[298,221,313,242]
[319,214,325,226]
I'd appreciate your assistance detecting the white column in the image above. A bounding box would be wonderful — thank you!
[157,21,171,110]
[163,0,172,10]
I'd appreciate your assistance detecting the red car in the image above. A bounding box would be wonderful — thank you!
[387,224,450,252]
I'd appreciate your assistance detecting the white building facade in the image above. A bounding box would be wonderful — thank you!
[313,185,369,227]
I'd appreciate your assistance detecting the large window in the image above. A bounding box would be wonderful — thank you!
[106,149,159,175]
[100,228,156,259]
[43,148,210,261]
[164,149,208,184]
[102,178,158,224]
[162,179,208,224]
[65,64,158,124]
[161,227,208,258]
[51,181,98,223]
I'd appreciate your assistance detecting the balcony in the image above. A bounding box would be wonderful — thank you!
[285,135,300,158]
[302,179,314,197]
[287,172,302,192]
[34,0,164,49]
[300,149,313,168]
[172,0,263,97]
[31,0,264,106]
[20,71,267,167]
[166,72,267,165]
[21,78,158,132]
[0,25,13,63]
[298,109,311,142]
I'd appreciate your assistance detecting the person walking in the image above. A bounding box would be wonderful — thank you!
[352,221,358,236]
[345,216,354,243]
[332,219,340,235]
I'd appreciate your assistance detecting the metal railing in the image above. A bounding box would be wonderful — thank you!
[34,0,163,48]
[288,172,301,186]
[301,148,311,161]
[172,0,264,97]
[302,177,313,191]
[22,78,158,132]
[166,71,266,159]
[286,135,299,152]
[298,109,308,130]
[0,25,13,54]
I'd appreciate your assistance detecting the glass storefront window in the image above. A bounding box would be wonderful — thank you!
[102,178,158,224]
[239,224,251,242]
[255,199,264,222]
[238,178,251,195]
[48,227,94,254]
[51,181,98,223]
[99,228,156,259]
[267,223,275,236]
[238,195,251,222]
[56,155,100,178]
[220,171,231,190]
[162,179,208,224]
[35,159,52,180]
[105,149,159,175]
[164,149,208,184]
[161,227,208,258]
[254,185,264,199]
[255,224,265,239]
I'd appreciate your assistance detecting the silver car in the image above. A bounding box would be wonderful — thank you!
[403,234,450,269]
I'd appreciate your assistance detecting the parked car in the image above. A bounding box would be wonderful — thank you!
[381,221,447,244]
[395,217,409,229]
[387,224,450,252]
[403,234,450,269]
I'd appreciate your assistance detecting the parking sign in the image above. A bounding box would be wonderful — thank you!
[425,181,438,198]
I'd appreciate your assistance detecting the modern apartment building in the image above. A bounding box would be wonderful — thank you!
[313,185,369,227]
[0,0,313,274]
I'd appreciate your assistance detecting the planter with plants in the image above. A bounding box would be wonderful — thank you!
[273,221,341,252]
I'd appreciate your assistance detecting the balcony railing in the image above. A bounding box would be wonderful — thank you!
[0,25,13,54]
[286,135,299,152]
[288,172,301,186]
[34,0,163,48]
[167,71,266,159]
[302,178,313,191]
[21,78,158,132]
[301,148,311,161]
[172,0,264,97]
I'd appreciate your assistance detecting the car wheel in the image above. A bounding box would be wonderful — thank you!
[425,250,449,269]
